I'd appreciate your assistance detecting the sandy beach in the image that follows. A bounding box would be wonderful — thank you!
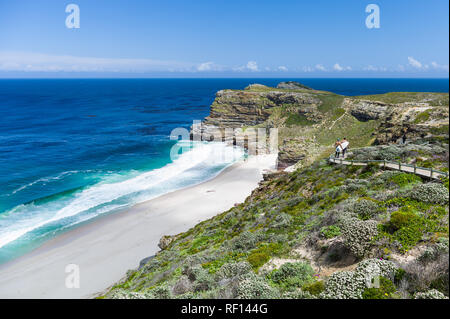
[0,154,277,299]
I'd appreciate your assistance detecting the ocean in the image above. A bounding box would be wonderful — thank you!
[0,78,448,263]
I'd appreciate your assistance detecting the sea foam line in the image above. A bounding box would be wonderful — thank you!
[0,141,244,249]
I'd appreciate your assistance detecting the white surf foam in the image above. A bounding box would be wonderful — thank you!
[0,141,244,248]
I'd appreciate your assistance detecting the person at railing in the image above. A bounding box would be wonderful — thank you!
[334,138,342,158]
[341,137,349,158]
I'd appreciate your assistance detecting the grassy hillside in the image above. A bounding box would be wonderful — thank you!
[104,138,449,299]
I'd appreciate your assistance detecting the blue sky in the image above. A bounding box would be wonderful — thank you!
[0,0,448,77]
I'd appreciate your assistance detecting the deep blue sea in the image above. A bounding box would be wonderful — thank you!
[0,78,448,263]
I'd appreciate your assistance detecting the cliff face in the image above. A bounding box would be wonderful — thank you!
[203,89,322,128]
[192,82,449,169]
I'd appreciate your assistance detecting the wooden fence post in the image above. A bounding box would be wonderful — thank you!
[430,168,433,178]
[414,164,416,174]
[383,159,386,168]
[398,161,401,170]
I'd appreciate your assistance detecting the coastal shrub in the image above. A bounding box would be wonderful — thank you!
[362,276,396,299]
[388,173,422,188]
[340,218,378,258]
[320,271,366,299]
[355,258,398,280]
[320,259,397,299]
[414,110,431,124]
[414,289,448,299]
[237,274,280,299]
[320,225,341,239]
[246,242,285,271]
[302,280,325,296]
[185,267,216,292]
[389,209,419,231]
[269,262,314,289]
[394,268,406,285]
[231,231,265,251]
[345,179,369,194]
[418,240,449,263]
[216,261,252,279]
[151,285,172,299]
[247,252,270,271]
[271,213,292,229]
[393,223,423,252]
[109,289,151,299]
[408,183,449,205]
[359,163,379,179]
[405,252,449,295]
[353,198,383,220]
[282,289,316,299]
[172,276,193,295]
[440,176,449,190]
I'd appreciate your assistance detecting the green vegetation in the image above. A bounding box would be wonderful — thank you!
[362,276,396,299]
[352,92,449,106]
[104,83,449,300]
[316,94,344,113]
[414,109,432,123]
[104,139,448,299]
[320,225,341,239]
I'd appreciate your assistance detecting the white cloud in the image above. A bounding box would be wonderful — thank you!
[233,61,259,72]
[246,61,259,72]
[431,61,449,72]
[197,62,214,71]
[0,51,195,73]
[333,63,344,71]
[315,64,326,71]
[333,63,351,71]
[277,66,288,71]
[196,62,225,72]
[408,56,422,69]
[363,65,378,71]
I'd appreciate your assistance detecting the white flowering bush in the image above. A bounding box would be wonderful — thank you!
[340,217,378,258]
[109,289,151,299]
[414,289,448,299]
[320,271,367,299]
[231,231,264,251]
[237,273,280,299]
[408,183,449,205]
[355,259,398,280]
[320,259,398,299]
[216,261,252,279]
[282,289,316,299]
[353,198,382,220]
[151,285,172,299]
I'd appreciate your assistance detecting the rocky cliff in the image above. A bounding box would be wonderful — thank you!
[192,82,449,169]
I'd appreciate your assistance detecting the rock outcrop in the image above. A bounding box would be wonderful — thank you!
[277,81,312,90]
[192,82,449,169]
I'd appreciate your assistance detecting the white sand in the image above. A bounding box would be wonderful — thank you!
[0,154,277,299]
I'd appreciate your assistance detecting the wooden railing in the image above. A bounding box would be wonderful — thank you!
[328,156,449,180]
